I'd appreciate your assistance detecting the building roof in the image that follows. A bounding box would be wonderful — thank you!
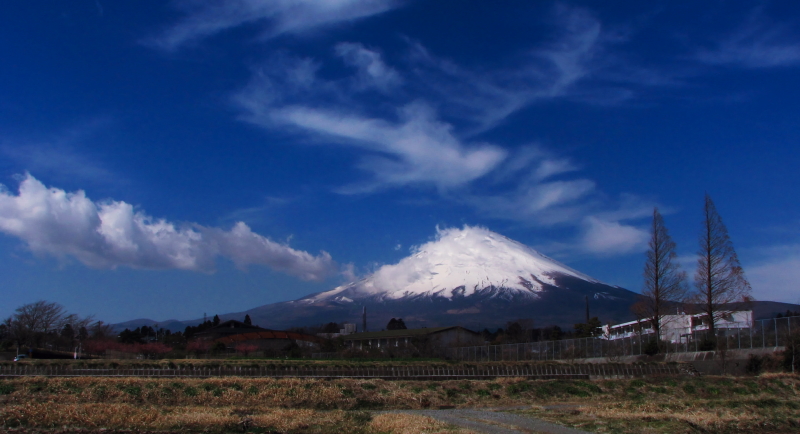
[215,330,321,345]
[604,310,753,330]
[342,326,478,341]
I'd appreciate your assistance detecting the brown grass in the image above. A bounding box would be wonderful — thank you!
[1,404,359,432]
[1,374,799,433]
[513,374,800,433]
[0,403,476,433]
[369,413,476,434]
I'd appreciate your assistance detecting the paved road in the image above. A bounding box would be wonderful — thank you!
[378,408,593,434]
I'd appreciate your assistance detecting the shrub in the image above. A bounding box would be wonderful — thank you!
[0,383,15,395]
[643,339,660,356]
[577,381,603,394]
[27,383,45,393]
[184,386,198,397]
[629,379,646,388]
[782,331,800,373]
[122,386,141,396]
[506,382,531,395]
[746,354,764,375]
[698,339,715,351]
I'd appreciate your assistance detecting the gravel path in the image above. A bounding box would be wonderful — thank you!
[378,408,593,434]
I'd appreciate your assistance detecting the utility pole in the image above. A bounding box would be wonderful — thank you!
[585,296,590,324]
[362,306,367,333]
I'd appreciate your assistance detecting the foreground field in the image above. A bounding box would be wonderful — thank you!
[0,374,798,433]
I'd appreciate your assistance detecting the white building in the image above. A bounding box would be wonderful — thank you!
[601,311,753,343]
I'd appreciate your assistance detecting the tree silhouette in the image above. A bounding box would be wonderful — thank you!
[386,318,407,330]
[213,315,220,326]
[574,317,602,338]
[694,194,752,337]
[639,207,687,342]
[244,314,252,326]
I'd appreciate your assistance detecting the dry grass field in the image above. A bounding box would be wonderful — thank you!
[0,374,797,433]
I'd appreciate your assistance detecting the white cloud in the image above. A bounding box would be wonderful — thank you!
[464,178,597,226]
[238,93,507,191]
[745,244,800,303]
[0,174,337,281]
[580,216,648,255]
[147,0,402,51]
[335,42,401,92]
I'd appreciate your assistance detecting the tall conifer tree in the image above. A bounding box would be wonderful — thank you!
[641,208,687,342]
[695,194,752,337]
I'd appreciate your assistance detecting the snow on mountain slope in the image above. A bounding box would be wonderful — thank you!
[306,226,600,302]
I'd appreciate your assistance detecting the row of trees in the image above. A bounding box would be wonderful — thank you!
[638,194,752,345]
[1,300,115,352]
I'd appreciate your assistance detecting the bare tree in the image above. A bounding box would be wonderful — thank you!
[89,321,116,340]
[694,194,752,338]
[10,301,93,349]
[640,208,687,342]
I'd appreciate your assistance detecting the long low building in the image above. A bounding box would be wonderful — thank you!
[343,326,482,351]
[601,311,753,343]
[194,320,321,350]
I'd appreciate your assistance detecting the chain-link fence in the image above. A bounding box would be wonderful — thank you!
[450,315,800,362]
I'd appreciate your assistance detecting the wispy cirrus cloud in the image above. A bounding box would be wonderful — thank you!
[0,119,123,185]
[335,42,402,92]
[0,174,337,281]
[233,54,507,192]
[233,5,612,192]
[403,5,607,133]
[696,11,800,68]
[271,103,507,193]
[146,0,403,51]
[743,243,800,304]
[230,5,659,241]
[1,144,115,183]
[579,216,648,255]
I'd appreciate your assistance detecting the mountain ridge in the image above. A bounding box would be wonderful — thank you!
[112,226,799,332]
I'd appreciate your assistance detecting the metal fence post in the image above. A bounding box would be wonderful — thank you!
[775,317,779,347]
[737,323,741,349]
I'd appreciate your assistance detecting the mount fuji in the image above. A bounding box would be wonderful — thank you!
[231,226,642,330]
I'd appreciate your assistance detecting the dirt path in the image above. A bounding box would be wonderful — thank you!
[378,408,593,434]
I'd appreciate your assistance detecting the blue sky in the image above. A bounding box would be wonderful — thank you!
[1,1,799,323]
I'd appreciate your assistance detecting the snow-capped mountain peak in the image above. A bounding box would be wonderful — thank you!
[307,226,599,303]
